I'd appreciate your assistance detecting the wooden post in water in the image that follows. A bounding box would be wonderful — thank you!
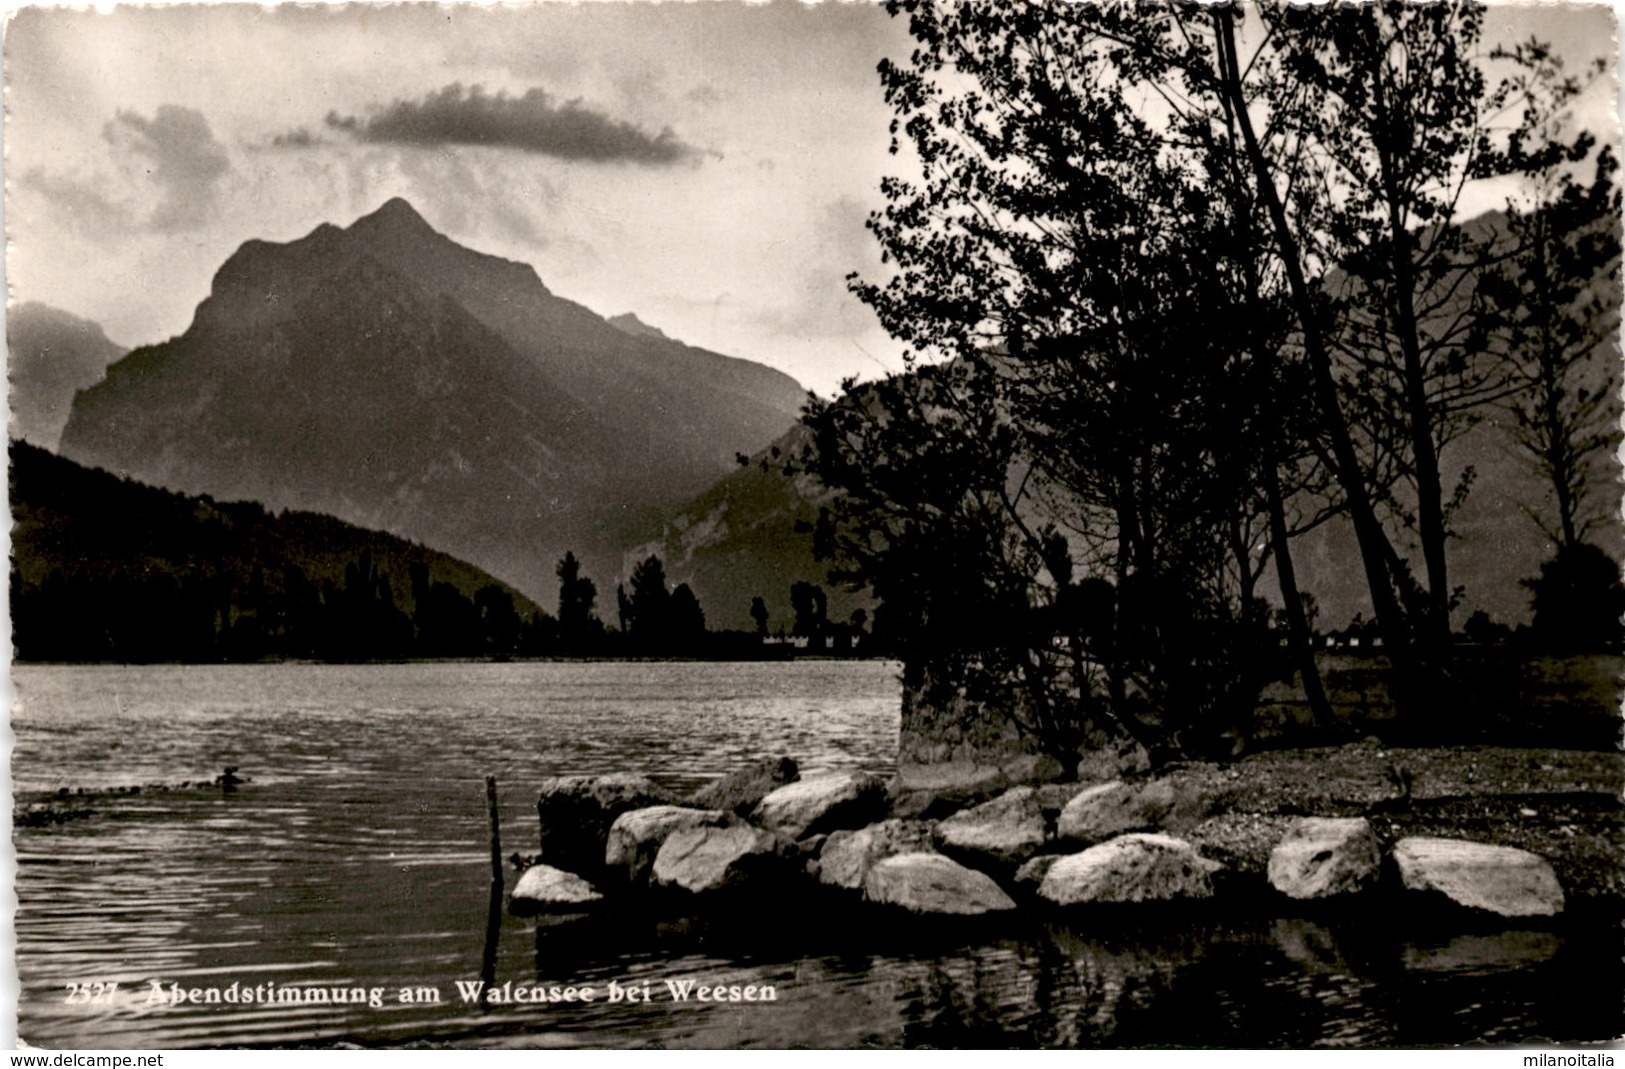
[485,775,503,887]
[480,775,504,1006]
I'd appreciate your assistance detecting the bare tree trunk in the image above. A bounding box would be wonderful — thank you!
[1262,457,1336,731]
[1213,9,1425,718]
[1369,67,1454,653]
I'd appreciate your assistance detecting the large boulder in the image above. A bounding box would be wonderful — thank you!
[535,774,675,876]
[1056,778,1208,846]
[605,805,730,885]
[1391,837,1565,918]
[1267,817,1382,900]
[753,771,888,840]
[510,864,603,911]
[863,852,1018,915]
[687,755,800,815]
[1038,833,1222,905]
[935,785,1062,867]
[651,824,788,894]
[817,819,938,891]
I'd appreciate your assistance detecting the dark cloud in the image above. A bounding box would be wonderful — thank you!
[325,83,696,165]
[102,105,232,232]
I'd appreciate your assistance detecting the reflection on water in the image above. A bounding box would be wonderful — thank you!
[13,662,1623,1048]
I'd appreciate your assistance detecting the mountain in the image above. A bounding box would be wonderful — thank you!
[7,302,127,451]
[10,441,543,661]
[616,421,872,632]
[57,198,807,603]
[1285,413,1623,630]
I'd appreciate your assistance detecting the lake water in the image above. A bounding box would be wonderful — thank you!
[12,661,1623,1049]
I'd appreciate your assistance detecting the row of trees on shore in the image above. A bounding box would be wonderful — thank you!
[552,552,872,656]
[13,544,869,663]
[801,3,1622,769]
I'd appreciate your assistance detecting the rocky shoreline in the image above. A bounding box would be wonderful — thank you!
[508,744,1623,922]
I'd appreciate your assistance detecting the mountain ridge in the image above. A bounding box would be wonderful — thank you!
[10,440,545,661]
[7,302,128,451]
[57,198,807,603]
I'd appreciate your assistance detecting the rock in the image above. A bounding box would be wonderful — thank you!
[894,753,1065,799]
[1056,778,1208,845]
[817,819,938,890]
[793,833,829,876]
[1267,817,1382,899]
[652,824,787,894]
[1038,833,1222,905]
[753,771,888,840]
[1014,854,1062,889]
[887,787,966,821]
[935,785,1061,866]
[535,774,675,876]
[863,853,1018,915]
[510,864,603,910]
[1391,837,1565,918]
[687,755,799,815]
[604,806,729,884]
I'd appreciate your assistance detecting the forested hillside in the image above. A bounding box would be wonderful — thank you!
[11,442,548,662]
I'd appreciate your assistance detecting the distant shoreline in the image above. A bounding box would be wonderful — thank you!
[10,654,900,668]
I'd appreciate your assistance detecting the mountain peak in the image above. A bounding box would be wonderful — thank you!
[349,197,437,237]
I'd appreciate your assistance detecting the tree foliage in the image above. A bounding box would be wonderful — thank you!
[556,550,601,650]
[806,1,1617,765]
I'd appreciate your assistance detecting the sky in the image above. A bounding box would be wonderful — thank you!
[4,2,1620,399]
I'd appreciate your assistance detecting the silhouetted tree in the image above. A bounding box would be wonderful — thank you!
[1462,609,1512,647]
[789,581,828,650]
[669,584,707,651]
[556,551,600,650]
[1481,43,1622,550]
[749,596,770,638]
[807,2,1598,765]
[476,585,521,656]
[625,555,672,649]
[1208,5,1601,725]
[1524,543,1625,652]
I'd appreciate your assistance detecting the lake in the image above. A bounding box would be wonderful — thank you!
[12,661,1622,1048]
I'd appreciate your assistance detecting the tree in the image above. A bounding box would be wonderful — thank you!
[749,596,770,638]
[475,585,520,656]
[625,555,672,649]
[789,581,828,650]
[812,3,1313,766]
[1462,609,1511,647]
[1205,5,1601,729]
[1278,7,1514,649]
[1481,42,1621,550]
[814,2,1604,763]
[329,550,413,660]
[669,584,707,650]
[556,551,599,650]
[1523,542,1625,651]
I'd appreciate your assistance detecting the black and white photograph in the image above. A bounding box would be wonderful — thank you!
[6,0,1624,1051]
